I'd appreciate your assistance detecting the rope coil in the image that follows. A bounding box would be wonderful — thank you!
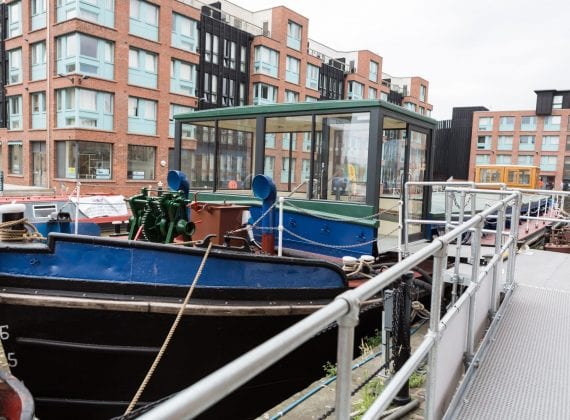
[0,218,45,242]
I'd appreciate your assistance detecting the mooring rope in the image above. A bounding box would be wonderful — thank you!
[0,218,44,242]
[124,241,214,415]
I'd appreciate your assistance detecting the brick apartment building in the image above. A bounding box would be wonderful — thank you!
[0,0,432,195]
[469,90,570,189]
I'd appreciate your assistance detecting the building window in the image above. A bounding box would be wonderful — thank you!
[56,140,112,179]
[8,143,23,175]
[475,154,490,164]
[305,96,318,102]
[369,61,378,82]
[222,78,235,106]
[30,42,47,81]
[284,90,299,103]
[553,95,563,109]
[281,157,296,183]
[170,59,197,97]
[128,97,157,135]
[567,135,570,152]
[8,49,22,84]
[56,88,114,130]
[264,156,275,179]
[420,85,427,102]
[8,1,22,38]
[517,155,534,166]
[254,46,279,77]
[129,0,158,41]
[368,87,377,99]
[478,117,493,131]
[287,21,301,50]
[302,132,312,151]
[253,83,277,105]
[128,48,158,88]
[31,91,47,129]
[348,81,364,100]
[305,63,319,90]
[282,133,296,151]
[477,135,492,150]
[419,106,425,115]
[239,82,245,106]
[544,115,561,131]
[496,155,511,165]
[541,135,559,152]
[204,32,219,64]
[31,0,47,30]
[519,135,535,151]
[203,72,218,103]
[497,135,513,151]
[405,102,416,112]
[285,56,300,84]
[56,33,114,80]
[169,104,194,138]
[265,133,276,149]
[7,96,23,130]
[171,13,198,53]
[499,116,515,131]
[128,145,155,180]
[239,46,247,72]
[521,116,536,131]
[56,0,115,28]
[540,155,557,171]
[223,40,236,69]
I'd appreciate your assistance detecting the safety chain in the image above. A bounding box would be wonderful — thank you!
[249,224,401,250]
[285,199,400,223]
[225,200,279,235]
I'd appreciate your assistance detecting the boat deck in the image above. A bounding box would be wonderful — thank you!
[452,250,570,419]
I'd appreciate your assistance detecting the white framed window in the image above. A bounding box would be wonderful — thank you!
[369,61,378,82]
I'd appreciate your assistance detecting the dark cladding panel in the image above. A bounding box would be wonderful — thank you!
[0,3,6,128]
[535,90,554,115]
[433,107,488,181]
[387,90,402,106]
[319,63,344,100]
[562,92,570,109]
[198,8,252,110]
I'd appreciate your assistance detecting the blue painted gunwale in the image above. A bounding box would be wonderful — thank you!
[0,233,346,290]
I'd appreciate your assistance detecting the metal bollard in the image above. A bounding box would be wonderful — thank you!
[393,271,413,405]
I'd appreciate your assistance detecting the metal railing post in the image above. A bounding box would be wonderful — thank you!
[403,184,409,257]
[506,193,521,289]
[425,243,448,420]
[465,221,483,364]
[451,191,467,304]
[490,201,505,316]
[399,199,404,261]
[445,190,453,234]
[74,181,81,235]
[278,197,284,256]
[335,292,360,419]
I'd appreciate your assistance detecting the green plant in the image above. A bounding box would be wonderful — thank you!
[323,361,337,377]
[359,329,382,356]
[352,377,385,419]
[409,371,426,388]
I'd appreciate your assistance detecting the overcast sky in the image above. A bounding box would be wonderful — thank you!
[233,0,570,120]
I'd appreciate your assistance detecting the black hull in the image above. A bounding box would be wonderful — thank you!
[1,289,381,419]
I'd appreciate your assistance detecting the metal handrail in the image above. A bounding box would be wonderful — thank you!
[139,189,521,420]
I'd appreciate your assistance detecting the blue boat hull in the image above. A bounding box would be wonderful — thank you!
[0,233,379,419]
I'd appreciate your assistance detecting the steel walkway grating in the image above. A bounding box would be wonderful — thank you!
[456,283,570,419]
